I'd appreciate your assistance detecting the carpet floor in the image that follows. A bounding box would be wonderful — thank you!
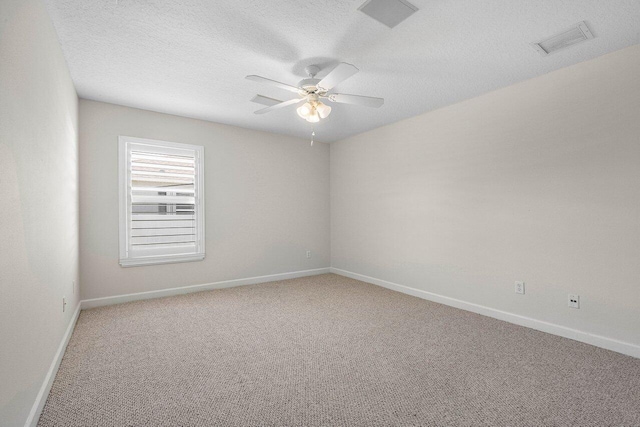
[39,274,640,426]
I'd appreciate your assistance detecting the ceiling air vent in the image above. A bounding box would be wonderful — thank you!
[532,21,594,56]
[358,0,418,29]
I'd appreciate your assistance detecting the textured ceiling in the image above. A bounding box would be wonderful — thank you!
[44,0,640,142]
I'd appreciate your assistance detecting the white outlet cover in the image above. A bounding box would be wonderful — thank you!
[515,281,525,295]
[568,294,580,309]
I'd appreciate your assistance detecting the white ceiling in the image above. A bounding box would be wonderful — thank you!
[44,0,640,142]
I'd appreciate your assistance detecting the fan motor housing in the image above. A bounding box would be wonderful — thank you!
[298,78,321,92]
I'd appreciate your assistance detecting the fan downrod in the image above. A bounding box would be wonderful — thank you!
[299,65,322,93]
[305,65,320,78]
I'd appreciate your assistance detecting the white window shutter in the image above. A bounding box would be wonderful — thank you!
[119,136,205,267]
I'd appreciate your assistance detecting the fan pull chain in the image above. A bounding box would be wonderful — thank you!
[310,130,315,147]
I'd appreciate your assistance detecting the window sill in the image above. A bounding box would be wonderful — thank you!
[119,253,205,268]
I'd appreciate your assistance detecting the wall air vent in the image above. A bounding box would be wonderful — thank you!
[532,21,594,56]
[358,0,418,29]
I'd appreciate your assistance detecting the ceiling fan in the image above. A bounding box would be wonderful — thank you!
[246,63,384,123]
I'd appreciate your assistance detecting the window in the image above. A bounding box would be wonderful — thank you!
[119,136,205,267]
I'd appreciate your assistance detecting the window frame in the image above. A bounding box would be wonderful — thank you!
[118,136,205,267]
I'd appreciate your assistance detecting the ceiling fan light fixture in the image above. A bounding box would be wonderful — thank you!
[316,102,332,119]
[297,102,313,118]
[247,62,384,125]
[306,110,320,123]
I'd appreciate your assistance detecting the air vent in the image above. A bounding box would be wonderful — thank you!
[358,0,418,29]
[532,21,594,56]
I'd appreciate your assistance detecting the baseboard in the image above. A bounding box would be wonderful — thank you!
[330,267,640,359]
[24,302,82,427]
[81,267,331,309]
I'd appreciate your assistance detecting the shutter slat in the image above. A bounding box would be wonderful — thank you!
[131,227,195,237]
[131,235,196,245]
[131,214,194,221]
[131,170,195,179]
[131,177,194,185]
[131,195,195,204]
[131,162,195,173]
[131,153,194,164]
[131,186,195,194]
[131,220,194,229]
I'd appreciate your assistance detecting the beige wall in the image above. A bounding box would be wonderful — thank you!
[331,45,640,347]
[79,100,330,300]
[0,0,79,425]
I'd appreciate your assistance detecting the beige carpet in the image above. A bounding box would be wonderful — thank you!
[39,274,640,426]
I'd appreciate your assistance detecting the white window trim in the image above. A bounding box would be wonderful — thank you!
[118,136,205,267]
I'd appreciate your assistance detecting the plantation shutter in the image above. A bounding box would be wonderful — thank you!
[119,137,205,267]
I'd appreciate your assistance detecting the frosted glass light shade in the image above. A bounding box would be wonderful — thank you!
[316,102,331,119]
[297,102,312,118]
[306,110,320,123]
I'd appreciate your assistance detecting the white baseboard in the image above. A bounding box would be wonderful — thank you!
[25,302,82,427]
[330,267,640,359]
[81,267,331,309]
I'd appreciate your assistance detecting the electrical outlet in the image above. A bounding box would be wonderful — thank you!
[62,296,67,313]
[306,250,311,259]
[515,281,525,295]
[568,294,580,309]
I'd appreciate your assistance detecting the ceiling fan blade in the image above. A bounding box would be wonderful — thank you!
[246,75,300,93]
[254,98,303,114]
[250,94,284,107]
[317,63,359,91]
[327,93,384,108]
